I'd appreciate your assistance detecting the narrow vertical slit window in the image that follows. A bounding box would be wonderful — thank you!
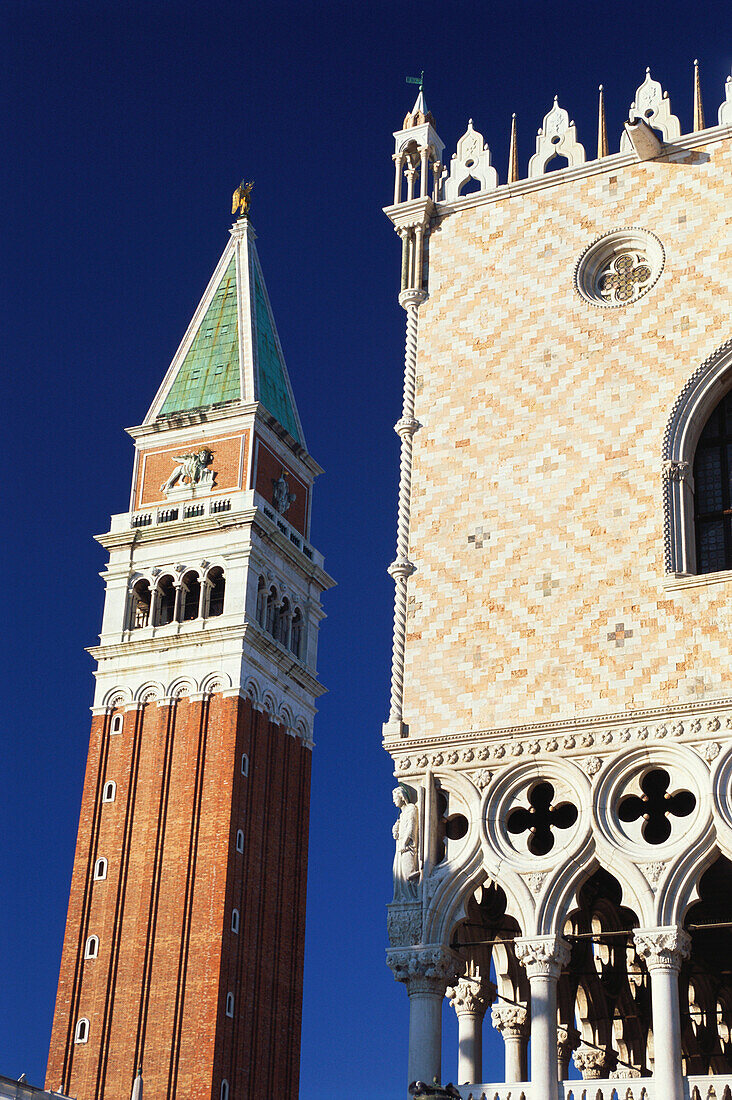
[94,857,108,881]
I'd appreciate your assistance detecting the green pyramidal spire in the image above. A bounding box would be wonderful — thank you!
[160,256,240,415]
[147,218,304,446]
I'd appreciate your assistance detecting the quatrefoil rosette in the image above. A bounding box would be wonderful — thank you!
[593,745,712,861]
[483,759,590,871]
[574,228,665,308]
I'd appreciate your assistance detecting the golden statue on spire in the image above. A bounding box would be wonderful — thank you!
[232,179,254,218]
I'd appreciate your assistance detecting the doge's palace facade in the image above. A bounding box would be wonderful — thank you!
[384,71,732,1100]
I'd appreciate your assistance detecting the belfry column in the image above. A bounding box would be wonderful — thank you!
[491,1003,529,1082]
[446,975,495,1084]
[633,926,690,1100]
[515,936,571,1100]
[387,947,459,1086]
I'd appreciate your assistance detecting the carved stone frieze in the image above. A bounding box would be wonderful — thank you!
[390,705,732,781]
[387,903,423,947]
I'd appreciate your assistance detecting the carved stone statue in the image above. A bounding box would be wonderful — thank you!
[232,179,254,218]
[160,449,215,495]
[392,786,419,898]
[272,469,296,516]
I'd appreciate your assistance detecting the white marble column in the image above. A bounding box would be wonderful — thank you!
[515,935,571,1100]
[490,1003,528,1082]
[446,975,495,1084]
[633,926,690,1100]
[387,946,459,1087]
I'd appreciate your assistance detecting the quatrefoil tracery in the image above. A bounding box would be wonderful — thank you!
[617,767,696,845]
[598,252,652,304]
[506,780,579,856]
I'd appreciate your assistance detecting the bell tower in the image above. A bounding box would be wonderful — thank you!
[46,200,333,1100]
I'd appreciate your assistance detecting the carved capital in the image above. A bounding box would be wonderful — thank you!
[633,925,691,971]
[446,976,496,1018]
[394,416,420,438]
[388,558,417,581]
[386,945,460,995]
[515,935,571,980]
[557,1024,581,1060]
[573,1043,614,1079]
[662,459,690,482]
[490,1002,528,1039]
[399,288,428,309]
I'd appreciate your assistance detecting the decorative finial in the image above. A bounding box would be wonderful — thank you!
[406,71,425,93]
[693,58,705,131]
[507,113,518,183]
[597,84,608,158]
[232,179,253,219]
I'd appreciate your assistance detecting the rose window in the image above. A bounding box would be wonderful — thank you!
[506,781,579,856]
[574,228,664,308]
[618,768,695,845]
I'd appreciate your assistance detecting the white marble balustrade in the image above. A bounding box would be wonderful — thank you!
[457,1076,732,1100]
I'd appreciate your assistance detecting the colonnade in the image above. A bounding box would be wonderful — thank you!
[388,925,690,1099]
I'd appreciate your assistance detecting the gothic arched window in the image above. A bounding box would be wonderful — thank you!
[694,390,732,574]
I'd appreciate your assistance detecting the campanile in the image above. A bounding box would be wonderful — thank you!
[46,197,333,1100]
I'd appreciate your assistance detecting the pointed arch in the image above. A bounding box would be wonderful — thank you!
[663,338,732,573]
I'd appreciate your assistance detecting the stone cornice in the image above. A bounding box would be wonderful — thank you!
[386,695,732,753]
[87,621,327,699]
[95,505,334,590]
[388,700,732,778]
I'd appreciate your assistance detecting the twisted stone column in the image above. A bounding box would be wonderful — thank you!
[491,1003,529,1083]
[446,976,496,1084]
[515,935,571,1100]
[388,285,425,724]
[387,946,459,1087]
[633,925,690,1100]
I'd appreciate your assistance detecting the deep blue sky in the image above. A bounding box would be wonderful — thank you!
[1,1,730,1095]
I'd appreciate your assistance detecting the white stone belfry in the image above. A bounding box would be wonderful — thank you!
[528,97,585,177]
[443,120,498,201]
[383,67,732,1100]
[620,69,681,151]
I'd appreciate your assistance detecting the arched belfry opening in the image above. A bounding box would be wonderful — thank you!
[681,855,732,1075]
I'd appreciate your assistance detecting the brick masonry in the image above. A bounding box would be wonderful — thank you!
[46,694,311,1100]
